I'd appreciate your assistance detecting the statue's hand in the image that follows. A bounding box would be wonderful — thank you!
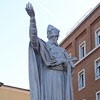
[25,2,35,18]
[51,58,67,67]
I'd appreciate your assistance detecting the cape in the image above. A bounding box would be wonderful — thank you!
[28,39,74,100]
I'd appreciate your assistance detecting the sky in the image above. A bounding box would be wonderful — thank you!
[0,0,100,89]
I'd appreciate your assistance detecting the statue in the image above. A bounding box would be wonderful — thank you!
[25,2,77,100]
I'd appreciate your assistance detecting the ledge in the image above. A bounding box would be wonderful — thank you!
[74,45,100,66]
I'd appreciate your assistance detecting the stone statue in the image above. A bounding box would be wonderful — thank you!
[25,2,77,100]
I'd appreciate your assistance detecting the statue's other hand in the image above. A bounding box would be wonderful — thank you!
[25,2,35,17]
[51,58,67,67]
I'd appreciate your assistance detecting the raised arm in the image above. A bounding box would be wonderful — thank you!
[25,2,38,49]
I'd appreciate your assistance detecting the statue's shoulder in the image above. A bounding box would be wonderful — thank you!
[39,38,45,43]
[38,38,48,48]
[45,42,52,49]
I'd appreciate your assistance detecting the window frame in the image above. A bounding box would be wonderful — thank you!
[79,41,86,60]
[94,57,100,80]
[96,90,100,100]
[95,27,100,47]
[78,69,85,91]
[68,53,72,58]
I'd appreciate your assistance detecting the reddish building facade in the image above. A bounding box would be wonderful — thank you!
[60,3,100,100]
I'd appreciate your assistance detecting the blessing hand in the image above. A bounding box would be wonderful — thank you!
[25,2,35,18]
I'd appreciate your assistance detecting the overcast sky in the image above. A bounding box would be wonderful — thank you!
[0,0,99,89]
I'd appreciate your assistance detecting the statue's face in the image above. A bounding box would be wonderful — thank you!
[48,30,59,44]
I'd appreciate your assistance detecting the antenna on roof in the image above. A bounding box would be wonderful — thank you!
[0,82,4,87]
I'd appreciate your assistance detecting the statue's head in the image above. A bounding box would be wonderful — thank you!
[47,25,60,43]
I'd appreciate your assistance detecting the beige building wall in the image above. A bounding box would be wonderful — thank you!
[0,85,30,100]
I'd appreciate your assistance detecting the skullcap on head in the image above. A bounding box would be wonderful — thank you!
[47,24,60,37]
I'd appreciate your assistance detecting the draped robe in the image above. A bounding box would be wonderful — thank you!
[29,38,74,100]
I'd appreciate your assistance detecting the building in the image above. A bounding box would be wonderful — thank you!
[60,3,100,100]
[0,82,30,100]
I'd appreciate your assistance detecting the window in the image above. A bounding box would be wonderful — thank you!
[78,69,85,90]
[96,91,100,100]
[68,53,72,58]
[94,57,100,80]
[95,28,100,47]
[79,41,86,59]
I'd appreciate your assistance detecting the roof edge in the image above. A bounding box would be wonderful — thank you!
[60,3,100,45]
[0,82,29,91]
